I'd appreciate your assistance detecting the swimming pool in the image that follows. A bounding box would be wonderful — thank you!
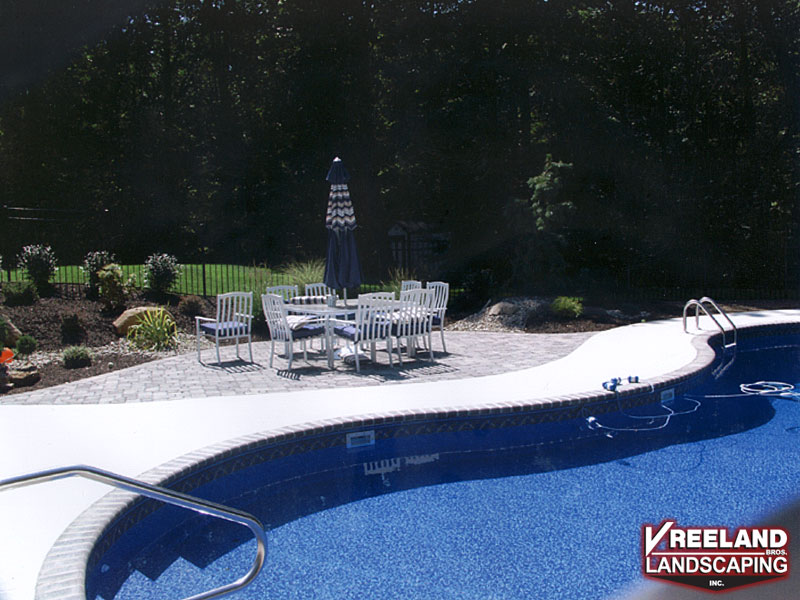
[82,328,800,599]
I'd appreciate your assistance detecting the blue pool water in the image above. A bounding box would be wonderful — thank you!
[90,335,800,599]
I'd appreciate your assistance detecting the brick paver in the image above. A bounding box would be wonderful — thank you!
[2,331,595,405]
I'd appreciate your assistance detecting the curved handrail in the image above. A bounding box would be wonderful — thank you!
[0,465,267,600]
[682,297,737,349]
[698,296,738,347]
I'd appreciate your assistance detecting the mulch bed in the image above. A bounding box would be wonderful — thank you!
[0,286,268,395]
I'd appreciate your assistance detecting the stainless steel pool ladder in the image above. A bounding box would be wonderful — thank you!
[683,296,737,350]
[0,465,267,600]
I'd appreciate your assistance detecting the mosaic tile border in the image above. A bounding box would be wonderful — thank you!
[34,319,800,600]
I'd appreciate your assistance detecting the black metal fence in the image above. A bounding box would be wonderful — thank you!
[1,261,795,305]
[1,264,299,299]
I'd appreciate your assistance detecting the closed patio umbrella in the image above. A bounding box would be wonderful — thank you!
[323,157,361,300]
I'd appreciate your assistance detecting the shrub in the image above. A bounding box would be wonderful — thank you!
[284,259,325,292]
[178,295,205,317]
[82,250,116,294]
[63,345,92,369]
[3,281,39,306]
[144,253,181,295]
[15,334,37,356]
[17,244,58,294]
[550,296,584,319]
[126,308,178,351]
[0,316,8,346]
[61,313,85,344]
[97,264,135,310]
[462,268,496,307]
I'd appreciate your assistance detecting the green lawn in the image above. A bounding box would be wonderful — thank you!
[2,263,293,297]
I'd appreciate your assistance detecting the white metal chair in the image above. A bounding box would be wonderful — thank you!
[368,291,395,302]
[261,293,326,370]
[266,285,298,302]
[392,288,434,365]
[305,282,334,298]
[426,281,450,353]
[401,280,422,292]
[195,291,253,364]
[332,293,395,373]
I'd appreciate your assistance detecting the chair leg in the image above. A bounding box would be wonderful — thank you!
[248,335,253,363]
[215,336,221,364]
[387,337,394,368]
[288,341,294,370]
[269,339,275,368]
[235,335,240,359]
[428,330,434,361]
[354,340,361,373]
[196,331,202,363]
[396,337,403,365]
[439,326,447,353]
[370,341,376,364]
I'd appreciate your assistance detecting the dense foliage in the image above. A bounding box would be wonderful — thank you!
[1,0,798,294]
[143,252,182,295]
[17,245,58,293]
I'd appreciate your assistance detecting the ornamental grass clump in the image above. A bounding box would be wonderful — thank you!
[144,253,181,296]
[126,308,178,351]
[380,267,417,297]
[284,259,325,292]
[63,345,92,369]
[18,244,58,295]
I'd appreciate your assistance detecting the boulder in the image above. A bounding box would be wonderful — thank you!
[487,301,518,317]
[8,366,40,387]
[0,313,22,346]
[113,306,170,336]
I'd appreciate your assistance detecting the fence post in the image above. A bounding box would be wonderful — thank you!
[202,263,207,297]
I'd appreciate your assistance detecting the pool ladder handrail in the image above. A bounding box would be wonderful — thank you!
[0,465,267,600]
[682,296,737,350]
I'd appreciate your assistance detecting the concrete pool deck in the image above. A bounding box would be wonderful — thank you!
[1,309,799,600]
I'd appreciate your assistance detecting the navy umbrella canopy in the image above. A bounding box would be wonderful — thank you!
[323,157,362,294]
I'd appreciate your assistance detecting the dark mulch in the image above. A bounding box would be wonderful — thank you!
[0,286,268,395]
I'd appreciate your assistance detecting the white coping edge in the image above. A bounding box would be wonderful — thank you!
[1,310,799,600]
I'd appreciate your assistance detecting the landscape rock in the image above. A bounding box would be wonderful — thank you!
[113,306,170,336]
[8,366,41,387]
[0,313,23,346]
[487,301,518,317]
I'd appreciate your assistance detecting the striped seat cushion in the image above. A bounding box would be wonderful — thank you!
[289,295,327,305]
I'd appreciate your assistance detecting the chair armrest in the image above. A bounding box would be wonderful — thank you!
[195,316,214,324]
[329,317,356,327]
